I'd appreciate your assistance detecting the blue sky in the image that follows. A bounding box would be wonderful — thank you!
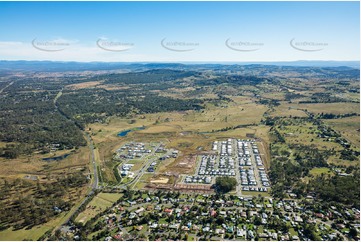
[0,1,359,62]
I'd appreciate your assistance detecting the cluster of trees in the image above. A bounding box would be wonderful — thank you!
[284,92,305,101]
[103,69,199,85]
[340,148,359,161]
[0,172,88,230]
[195,75,269,86]
[0,70,208,157]
[0,90,85,158]
[58,90,204,127]
[215,177,237,193]
[308,170,360,207]
[300,93,349,103]
[317,112,359,119]
[269,116,359,207]
[257,98,280,107]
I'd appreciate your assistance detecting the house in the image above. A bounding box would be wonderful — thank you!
[247,230,255,239]
[164,208,173,215]
[215,228,225,234]
[226,201,234,206]
[135,207,145,214]
[128,200,136,206]
[150,223,158,229]
[259,233,269,238]
[336,224,345,229]
[129,212,136,219]
[210,210,217,217]
[284,205,292,212]
[237,228,245,237]
[294,216,303,223]
[169,223,180,229]
[181,226,190,231]
[292,235,300,240]
[215,199,225,205]
[183,206,190,212]
[113,233,122,240]
[202,226,210,232]
[249,211,258,217]
[192,225,200,231]
[261,218,267,225]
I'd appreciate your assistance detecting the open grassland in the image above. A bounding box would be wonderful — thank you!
[127,159,145,171]
[323,116,360,150]
[297,102,360,115]
[75,193,123,224]
[241,191,271,197]
[133,173,154,190]
[259,91,286,100]
[309,167,332,176]
[0,145,89,179]
[327,154,359,167]
[136,101,267,134]
[279,122,344,152]
[269,102,308,117]
[66,81,103,90]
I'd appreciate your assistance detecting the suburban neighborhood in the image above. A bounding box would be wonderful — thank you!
[64,190,360,241]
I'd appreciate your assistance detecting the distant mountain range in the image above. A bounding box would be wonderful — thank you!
[0,60,359,72]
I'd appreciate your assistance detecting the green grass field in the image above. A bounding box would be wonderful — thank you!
[309,167,332,176]
[75,193,122,224]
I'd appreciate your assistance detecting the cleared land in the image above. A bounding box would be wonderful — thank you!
[323,116,360,150]
[75,193,123,224]
[297,102,360,115]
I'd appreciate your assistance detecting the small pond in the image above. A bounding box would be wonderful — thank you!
[117,126,145,137]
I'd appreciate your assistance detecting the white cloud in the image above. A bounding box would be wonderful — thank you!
[0,40,154,62]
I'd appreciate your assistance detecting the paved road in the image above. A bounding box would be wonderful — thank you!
[128,143,164,189]
[85,133,99,190]
[112,143,163,190]
[0,81,14,94]
[52,90,100,229]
